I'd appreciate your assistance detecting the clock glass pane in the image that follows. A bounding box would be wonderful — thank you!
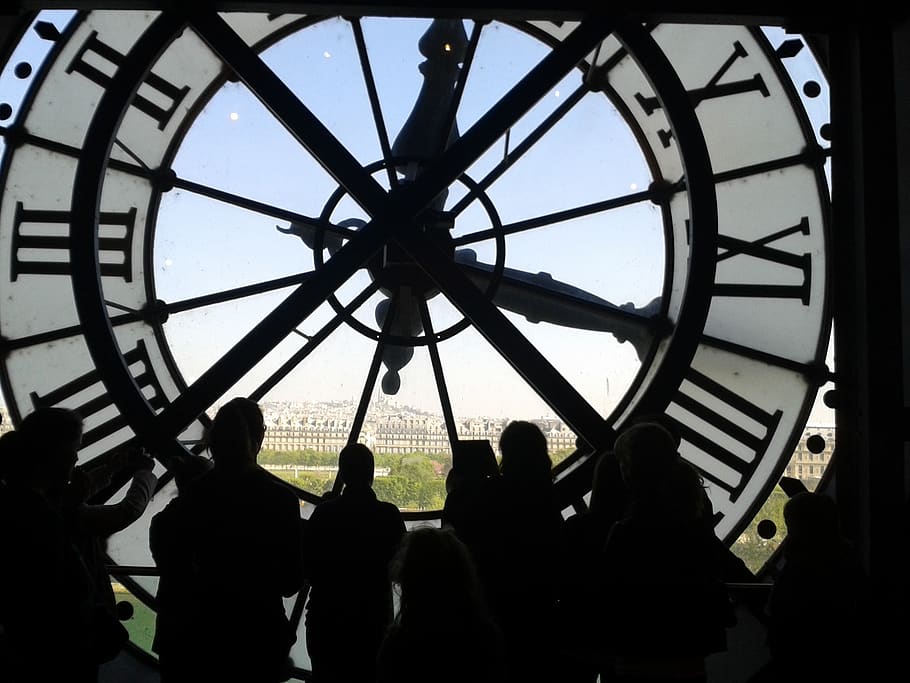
[0,9,835,672]
[148,13,666,501]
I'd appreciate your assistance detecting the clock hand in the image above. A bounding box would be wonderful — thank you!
[391,18,469,177]
[396,230,615,451]
[454,249,663,361]
[360,19,469,392]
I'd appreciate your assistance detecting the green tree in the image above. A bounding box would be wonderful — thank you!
[732,486,788,574]
[394,455,435,482]
[551,448,574,467]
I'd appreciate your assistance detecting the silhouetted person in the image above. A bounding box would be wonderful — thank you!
[599,421,734,683]
[465,420,564,683]
[377,526,506,683]
[148,452,213,682]
[62,444,158,663]
[765,491,870,683]
[442,439,498,545]
[149,398,304,682]
[303,443,406,683]
[0,407,101,682]
[628,413,754,584]
[558,447,628,682]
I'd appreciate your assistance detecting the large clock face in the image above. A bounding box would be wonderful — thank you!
[0,6,830,669]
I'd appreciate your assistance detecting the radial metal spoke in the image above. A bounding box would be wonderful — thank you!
[397,16,617,219]
[453,186,660,246]
[163,272,316,315]
[350,17,398,189]
[431,20,483,159]
[418,300,459,446]
[249,281,381,401]
[155,225,388,437]
[347,293,400,450]
[173,176,359,240]
[188,10,389,216]
[449,82,587,217]
[1,274,315,353]
[397,231,614,451]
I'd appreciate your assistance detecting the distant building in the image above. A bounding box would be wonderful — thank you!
[258,400,575,457]
[258,401,836,488]
[782,425,836,489]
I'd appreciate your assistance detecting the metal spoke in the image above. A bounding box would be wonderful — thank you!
[452,186,660,246]
[249,281,381,400]
[431,20,483,160]
[418,300,459,446]
[0,274,313,352]
[153,272,314,315]
[396,16,617,220]
[188,10,389,216]
[449,82,587,217]
[153,224,388,438]
[347,293,400,449]
[173,176,359,240]
[350,17,398,189]
[397,230,614,451]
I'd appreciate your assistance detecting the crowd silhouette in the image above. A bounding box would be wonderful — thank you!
[0,402,864,683]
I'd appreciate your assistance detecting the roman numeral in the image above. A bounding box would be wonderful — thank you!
[635,41,770,148]
[67,30,190,130]
[715,217,812,304]
[668,368,782,503]
[10,202,137,281]
[30,340,167,449]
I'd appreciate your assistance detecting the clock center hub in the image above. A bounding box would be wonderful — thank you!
[368,208,455,299]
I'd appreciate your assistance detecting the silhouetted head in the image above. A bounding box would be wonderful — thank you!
[784,491,839,544]
[338,443,374,490]
[614,420,678,494]
[206,397,264,468]
[445,467,459,494]
[498,420,551,484]
[0,430,24,485]
[589,450,627,519]
[391,525,485,622]
[623,412,682,449]
[3,407,84,491]
[661,456,707,522]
